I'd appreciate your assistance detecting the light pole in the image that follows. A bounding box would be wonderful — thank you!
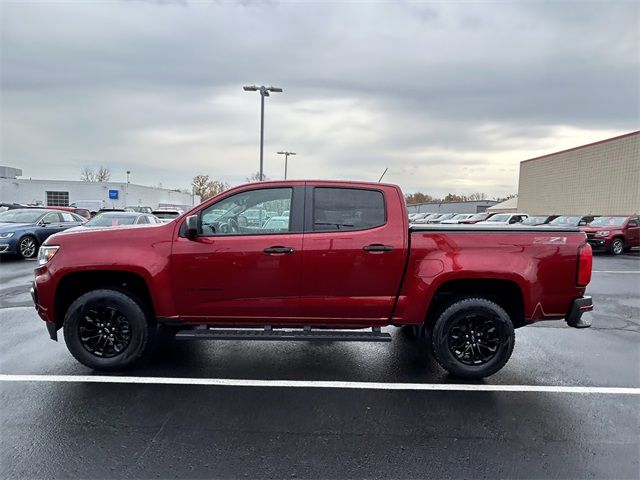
[277,151,296,180]
[243,85,283,181]
[125,170,131,207]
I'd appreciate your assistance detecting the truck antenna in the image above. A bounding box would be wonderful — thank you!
[378,167,388,183]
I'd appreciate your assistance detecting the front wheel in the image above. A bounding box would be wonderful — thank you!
[610,238,624,255]
[431,297,515,379]
[63,289,152,370]
[18,235,38,259]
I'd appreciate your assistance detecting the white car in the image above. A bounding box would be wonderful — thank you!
[476,213,529,225]
[440,213,475,224]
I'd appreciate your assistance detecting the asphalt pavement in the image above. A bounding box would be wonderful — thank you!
[1,252,638,479]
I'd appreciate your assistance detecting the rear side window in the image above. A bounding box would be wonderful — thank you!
[313,188,385,232]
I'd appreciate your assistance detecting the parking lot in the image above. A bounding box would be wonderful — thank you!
[0,253,638,479]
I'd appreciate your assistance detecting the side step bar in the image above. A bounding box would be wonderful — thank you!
[175,327,392,343]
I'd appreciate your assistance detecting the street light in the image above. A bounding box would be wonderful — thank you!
[277,151,296,180]
[243,85,283,181]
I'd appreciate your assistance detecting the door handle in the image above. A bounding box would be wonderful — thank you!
[363,244,394,252]
[264,246,295,254]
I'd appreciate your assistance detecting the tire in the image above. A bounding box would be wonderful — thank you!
[18,235,38,259]
[431,297,515,379]
[610,238,624,255]
[63,289,152,370]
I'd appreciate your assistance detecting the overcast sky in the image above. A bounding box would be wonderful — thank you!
[1,0,638,197]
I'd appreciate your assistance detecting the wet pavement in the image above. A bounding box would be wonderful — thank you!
[1,252,638,478]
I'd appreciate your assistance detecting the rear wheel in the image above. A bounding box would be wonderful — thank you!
[610,238,624,255]
[431,297,515,379]
[18,235,38,259]
[63,289,152,370]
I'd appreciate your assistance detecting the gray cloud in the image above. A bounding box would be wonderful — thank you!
[1,0,638,197]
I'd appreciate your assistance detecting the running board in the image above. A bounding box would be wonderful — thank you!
[175,327,392,342]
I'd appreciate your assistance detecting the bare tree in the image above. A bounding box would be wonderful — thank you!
[95,166,111,182]
[246,172,269,183]
[467,192,488,201]
[191,175,230,200]
[80,167,96,182]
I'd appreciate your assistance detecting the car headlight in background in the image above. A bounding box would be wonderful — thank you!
[0,232,14,239]
[595,231,610,237]
[38,245,60,265]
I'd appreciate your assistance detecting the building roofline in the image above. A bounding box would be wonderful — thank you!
[520,130,640,164]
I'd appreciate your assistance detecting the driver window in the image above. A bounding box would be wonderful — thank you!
[200,187,292,236]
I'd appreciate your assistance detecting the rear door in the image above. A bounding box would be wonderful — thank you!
[300,184,407,323]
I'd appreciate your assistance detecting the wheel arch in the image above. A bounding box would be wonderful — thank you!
[424,278,526,330]
[54,270,155,328]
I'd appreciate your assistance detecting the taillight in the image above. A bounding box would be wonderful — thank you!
[577,243,592,287]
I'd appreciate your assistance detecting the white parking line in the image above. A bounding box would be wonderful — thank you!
[0,374,638,395]
[593,270,640,273]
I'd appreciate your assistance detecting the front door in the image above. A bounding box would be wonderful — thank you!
[625,217,640,247]
[171,185,305,323]
[300,185,407,324]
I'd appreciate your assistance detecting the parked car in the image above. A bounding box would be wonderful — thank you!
[65,212,162,232]
[0,208,85,259]
[521,215,559,226]
[548,215,598,227]
[46,206,92,220]
[409,213,432,224]
[0,202,29,212]
[458,212,496,224]
[440,213,475,224]
[69,200,105,216]
[151,209,182,223]
[581,215,640,255]
[33,180,593,379]
[428,213,458,223]
[125,206,153,214]
[477,213,529,225]
[261,215,290,232]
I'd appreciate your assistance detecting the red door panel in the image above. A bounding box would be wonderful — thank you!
[300,185,407,324]
[171,234,303,323]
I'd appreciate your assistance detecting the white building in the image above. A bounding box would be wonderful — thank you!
[0,166,199,211]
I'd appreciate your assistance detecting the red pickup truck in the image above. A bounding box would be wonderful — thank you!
[32,181,593,378]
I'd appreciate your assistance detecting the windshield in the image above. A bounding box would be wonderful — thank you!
[549,216,582,226]
[86,214,138,226]
[467,213,488,221]
[0,209,44,223]
[522,216,548,225]
[451,214,470,221]
[589,216,627,227]
[486,214,510,222]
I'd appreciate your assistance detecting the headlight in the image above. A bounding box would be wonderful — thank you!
[595,231,610,237]
[0,232,14,239]
[37,245,60,266]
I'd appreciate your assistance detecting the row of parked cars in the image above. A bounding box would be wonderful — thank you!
[408,212,640,255]
[0,205,183,260]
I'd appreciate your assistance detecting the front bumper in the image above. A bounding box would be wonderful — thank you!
[565,296,593,328]
[586,237,610,250]
[31,281,57,340]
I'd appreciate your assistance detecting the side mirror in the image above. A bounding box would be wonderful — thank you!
[185,215,199,239]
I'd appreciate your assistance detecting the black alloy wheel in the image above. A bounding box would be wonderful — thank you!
[63,289,152,370]
[78,306,132,358]
[447,314,500,365]
[431,297,515,379]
